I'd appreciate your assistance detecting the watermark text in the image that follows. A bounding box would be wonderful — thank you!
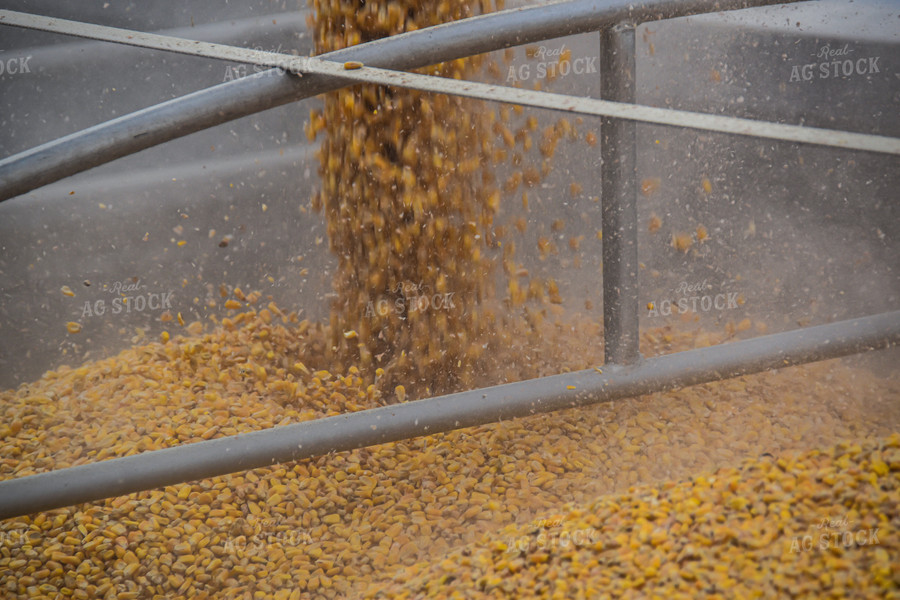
[646,279,739,318]
[788,43,880,83]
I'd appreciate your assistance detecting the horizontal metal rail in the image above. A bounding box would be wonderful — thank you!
[1,310,897,520]
[0,0,796,202]
[3,9,898,159]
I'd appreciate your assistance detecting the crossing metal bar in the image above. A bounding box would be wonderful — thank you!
[1,310,897,520]
[601,22,641,366]
[0,0,797,202]
[6,12,897,165]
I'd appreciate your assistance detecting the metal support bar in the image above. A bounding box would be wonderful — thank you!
[0,0,797,202]
[1,310,897,520]
[601,22,641,365]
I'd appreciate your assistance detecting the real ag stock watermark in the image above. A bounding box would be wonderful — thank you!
[506,43,598,84]
[789,514,880,553]
[646,279,739,318]
[0,50,32,77]
[78,278,174,318]
[505,516,600,554]
[788,43,881,83]
[222,44,301,82]
[0,527,41,545]
[221,515,313,556]
[364,280,456,319]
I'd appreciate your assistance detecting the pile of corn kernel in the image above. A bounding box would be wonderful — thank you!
[366,435,900,599]
[1,302,898,599]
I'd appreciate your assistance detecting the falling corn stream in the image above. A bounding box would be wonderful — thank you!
[1,1,899,599]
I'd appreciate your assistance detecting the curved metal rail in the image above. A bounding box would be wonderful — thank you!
[0,0,795,203]
[2,9,897,160]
